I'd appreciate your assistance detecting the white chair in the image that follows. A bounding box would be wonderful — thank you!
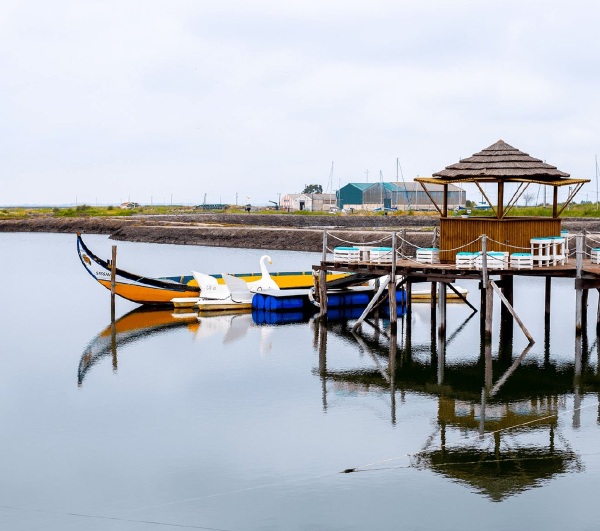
[530,238,553,267]
[591,248,600,265]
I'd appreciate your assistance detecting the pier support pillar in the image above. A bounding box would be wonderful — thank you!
[389,232,398,334]
[575,234,583,336]
[499,275,514,360]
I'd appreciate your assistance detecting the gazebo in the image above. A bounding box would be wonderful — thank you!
[414,140,590,261]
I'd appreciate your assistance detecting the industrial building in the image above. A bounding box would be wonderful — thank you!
[336,181,466,211]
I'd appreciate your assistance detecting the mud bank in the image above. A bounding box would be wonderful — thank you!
[2,214,599,253]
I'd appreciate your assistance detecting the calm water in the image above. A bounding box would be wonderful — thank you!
[1,232,600,530]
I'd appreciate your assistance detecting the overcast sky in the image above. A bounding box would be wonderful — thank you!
[1,0,600,206]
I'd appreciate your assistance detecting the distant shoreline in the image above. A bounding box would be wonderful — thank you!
[1,213,598,252]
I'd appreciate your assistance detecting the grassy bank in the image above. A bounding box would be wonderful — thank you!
[2,203,600,220]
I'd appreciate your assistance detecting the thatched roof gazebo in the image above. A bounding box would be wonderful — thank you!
[414,140,590,261]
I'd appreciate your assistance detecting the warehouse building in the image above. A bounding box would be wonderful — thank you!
[336,181,465,211]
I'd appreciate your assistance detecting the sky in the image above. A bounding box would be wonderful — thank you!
[1,0,600,207]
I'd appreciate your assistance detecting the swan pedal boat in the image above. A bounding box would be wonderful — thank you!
[77,233,348,306]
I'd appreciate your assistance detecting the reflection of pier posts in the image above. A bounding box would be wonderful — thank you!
[318,322,328,412]
[573,331,582,429]
[389,331,397,425]
[484,339,493,391]
[111,319,117,372]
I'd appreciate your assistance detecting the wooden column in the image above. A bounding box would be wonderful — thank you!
[575,234,583,335]
[499,275,513,360]
[442,184,448,217]
[553,186,558,218]
[389,232,397,333]
[110,245,117,321]
[497,181,504,219]
[319,231,328,319]
[438,281,447,339]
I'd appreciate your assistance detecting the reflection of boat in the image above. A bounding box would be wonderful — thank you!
[77,307,199,385]
[78,307,259,384]
[77,233,348,306]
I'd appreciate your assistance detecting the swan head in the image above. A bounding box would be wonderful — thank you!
[261,255,272,265]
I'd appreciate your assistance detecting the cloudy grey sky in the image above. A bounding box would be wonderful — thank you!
[1,0,600,206]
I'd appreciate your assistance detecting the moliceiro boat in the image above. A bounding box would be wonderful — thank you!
[77,233,347,306]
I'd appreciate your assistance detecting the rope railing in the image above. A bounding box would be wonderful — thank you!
[328,232,392,247]
[485,237,530,251]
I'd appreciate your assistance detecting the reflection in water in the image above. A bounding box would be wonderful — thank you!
[78,308,257,385]
[79,304,599,501]
[314,310,600,501]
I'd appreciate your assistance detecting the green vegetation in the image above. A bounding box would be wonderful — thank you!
[2,202,600,219]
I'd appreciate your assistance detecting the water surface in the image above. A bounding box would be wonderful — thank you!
[1,233,599,530]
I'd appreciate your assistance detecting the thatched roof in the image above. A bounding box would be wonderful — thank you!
[416,140,588,187]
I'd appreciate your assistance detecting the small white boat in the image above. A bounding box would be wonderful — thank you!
[411,285,469,301]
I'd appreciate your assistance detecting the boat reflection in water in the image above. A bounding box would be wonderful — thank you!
[78,307,265,384]
[79,304,597,501]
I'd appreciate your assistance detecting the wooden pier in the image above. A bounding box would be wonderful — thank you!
[312,231,600,349]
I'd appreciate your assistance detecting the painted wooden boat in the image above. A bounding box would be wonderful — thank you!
[77,233,201,305]
[77,233,349,306]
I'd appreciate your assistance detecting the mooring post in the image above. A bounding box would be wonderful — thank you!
[575,234,583,336]
[110,245,117,322]
[110,245,118,371]
[389,232,398,332]
[481,235,493,343]
[319,231,328,319]
[430,281,437,330]
[545,276,552,326]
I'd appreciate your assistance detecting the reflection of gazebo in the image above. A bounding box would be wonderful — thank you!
[411,396,580,502]
[414,140,590,261]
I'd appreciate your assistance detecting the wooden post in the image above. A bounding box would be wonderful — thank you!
[110,245,118,372]
[481,235,493,342]
[596,288,600,335]
[110,245,117,321]
[497,181,504,219]
[442,184,448,217]
[389,232,397,332]
[499,275,514,359]
[553,186,558,218]
[545,277,552,326]
[319,230,328,319]
[438,281,447,338]
[575,234,583,335]
[430,281,437,327]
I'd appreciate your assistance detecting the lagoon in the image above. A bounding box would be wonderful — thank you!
[1,232,599,530]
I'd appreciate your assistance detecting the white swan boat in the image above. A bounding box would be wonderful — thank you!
[172,255,280,310]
